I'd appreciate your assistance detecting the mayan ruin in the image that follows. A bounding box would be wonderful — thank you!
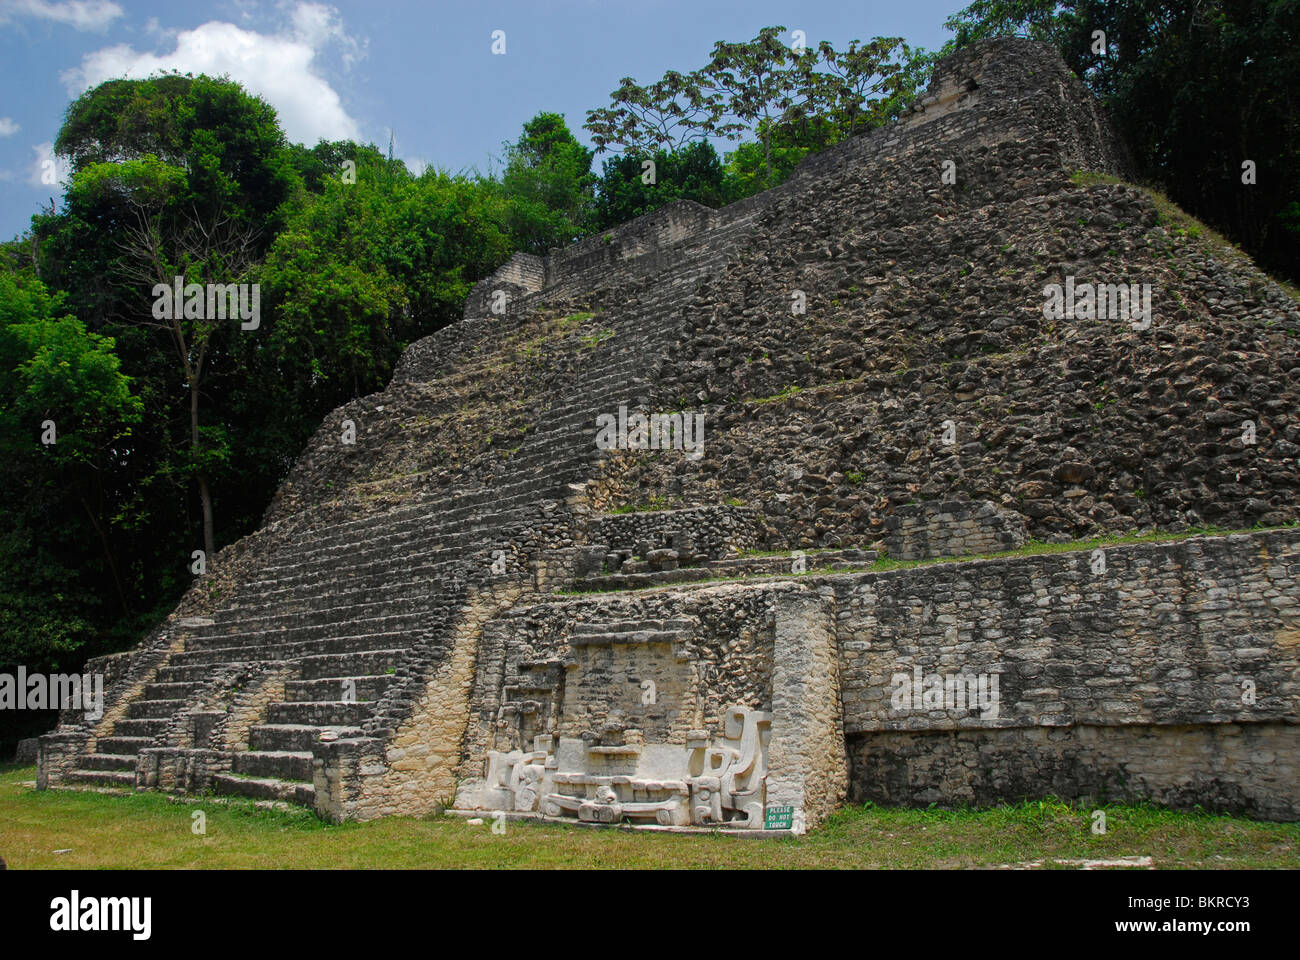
[27,35,1299,836]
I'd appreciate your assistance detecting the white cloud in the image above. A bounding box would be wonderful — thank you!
[27,141,70,188]
[142,16,176,43]
[0,117,19,136]
[60,3,363,145]
[0,0,123,32]
[290,1,365,69]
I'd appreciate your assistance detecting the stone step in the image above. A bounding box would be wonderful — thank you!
[81,753,138,772]
[232,750,314,782]
[169,630,415,666]
[274,478,578,557]
[185,610,432,651]
[260,495,561,570]
[241,541,473,593]
[209,593,433,635]
[297,649,406,681]
[249,724,364,753]
[142,680,205,700]
[265,700,374,726]
[210,773,315,805]
[236,536,494,598]
[153,664,216,684]
[313,454,587,524]
[217,560,468,619]
[95,735,154,755]
[111,717,170,738]
[127,698,188,719]
[213,585,435,627]
[65,769,137,788]
[284,675,396,702]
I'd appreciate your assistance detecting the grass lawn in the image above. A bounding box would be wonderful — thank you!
[2,764,1296,869]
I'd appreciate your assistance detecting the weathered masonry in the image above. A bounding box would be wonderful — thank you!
[40,38,1300,829]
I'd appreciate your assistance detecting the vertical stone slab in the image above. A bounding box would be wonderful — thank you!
[765,587,847,832]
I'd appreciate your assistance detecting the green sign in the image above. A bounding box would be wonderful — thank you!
[764,805,795,830]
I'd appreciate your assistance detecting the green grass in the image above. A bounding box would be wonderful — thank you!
[579,328,615,350]
[750,384,803,405]
[1,766,1293,869]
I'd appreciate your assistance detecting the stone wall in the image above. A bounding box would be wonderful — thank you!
[462,200,718,320]
[848,722,1296,821]
[589,504,761,562]
[883,500,1028,561]
[462,253,545,319]
[587,39,1300,551]
[459,527,1300,825]
[839,528,1300,818]
[545,200,717,286]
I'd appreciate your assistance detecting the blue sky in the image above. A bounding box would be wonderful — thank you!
[0,0,962,241]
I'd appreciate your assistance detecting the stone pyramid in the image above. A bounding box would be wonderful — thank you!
[40,38,1300,828]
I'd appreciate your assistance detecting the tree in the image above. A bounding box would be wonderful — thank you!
[64,156,258,560]
[697,26,802,188]
[500,113,597,253]
[812,38,929,138]
[585,70,722,155]
[38,75,300,562]
[285,140,392,194]
[584,29,936,195]
[593,141,728,229]
[255,155,514,432]
[0,267,141,675]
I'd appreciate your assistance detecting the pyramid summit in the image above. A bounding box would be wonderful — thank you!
[39,38,1300,829]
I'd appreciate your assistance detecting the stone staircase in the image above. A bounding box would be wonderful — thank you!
[47,189,768,810]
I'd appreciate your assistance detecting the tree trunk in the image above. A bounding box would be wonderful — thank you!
[198,474,215,562]
[190,378,215,560]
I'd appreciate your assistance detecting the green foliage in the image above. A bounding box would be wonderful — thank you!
[284,140,390,193]
[593,141,728,228]
[0,268,142,674]
[584,27,933,193]
[54,73,298,246]
[720,139,813,200]
[500,112,596,253]
[256,158,513,423]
